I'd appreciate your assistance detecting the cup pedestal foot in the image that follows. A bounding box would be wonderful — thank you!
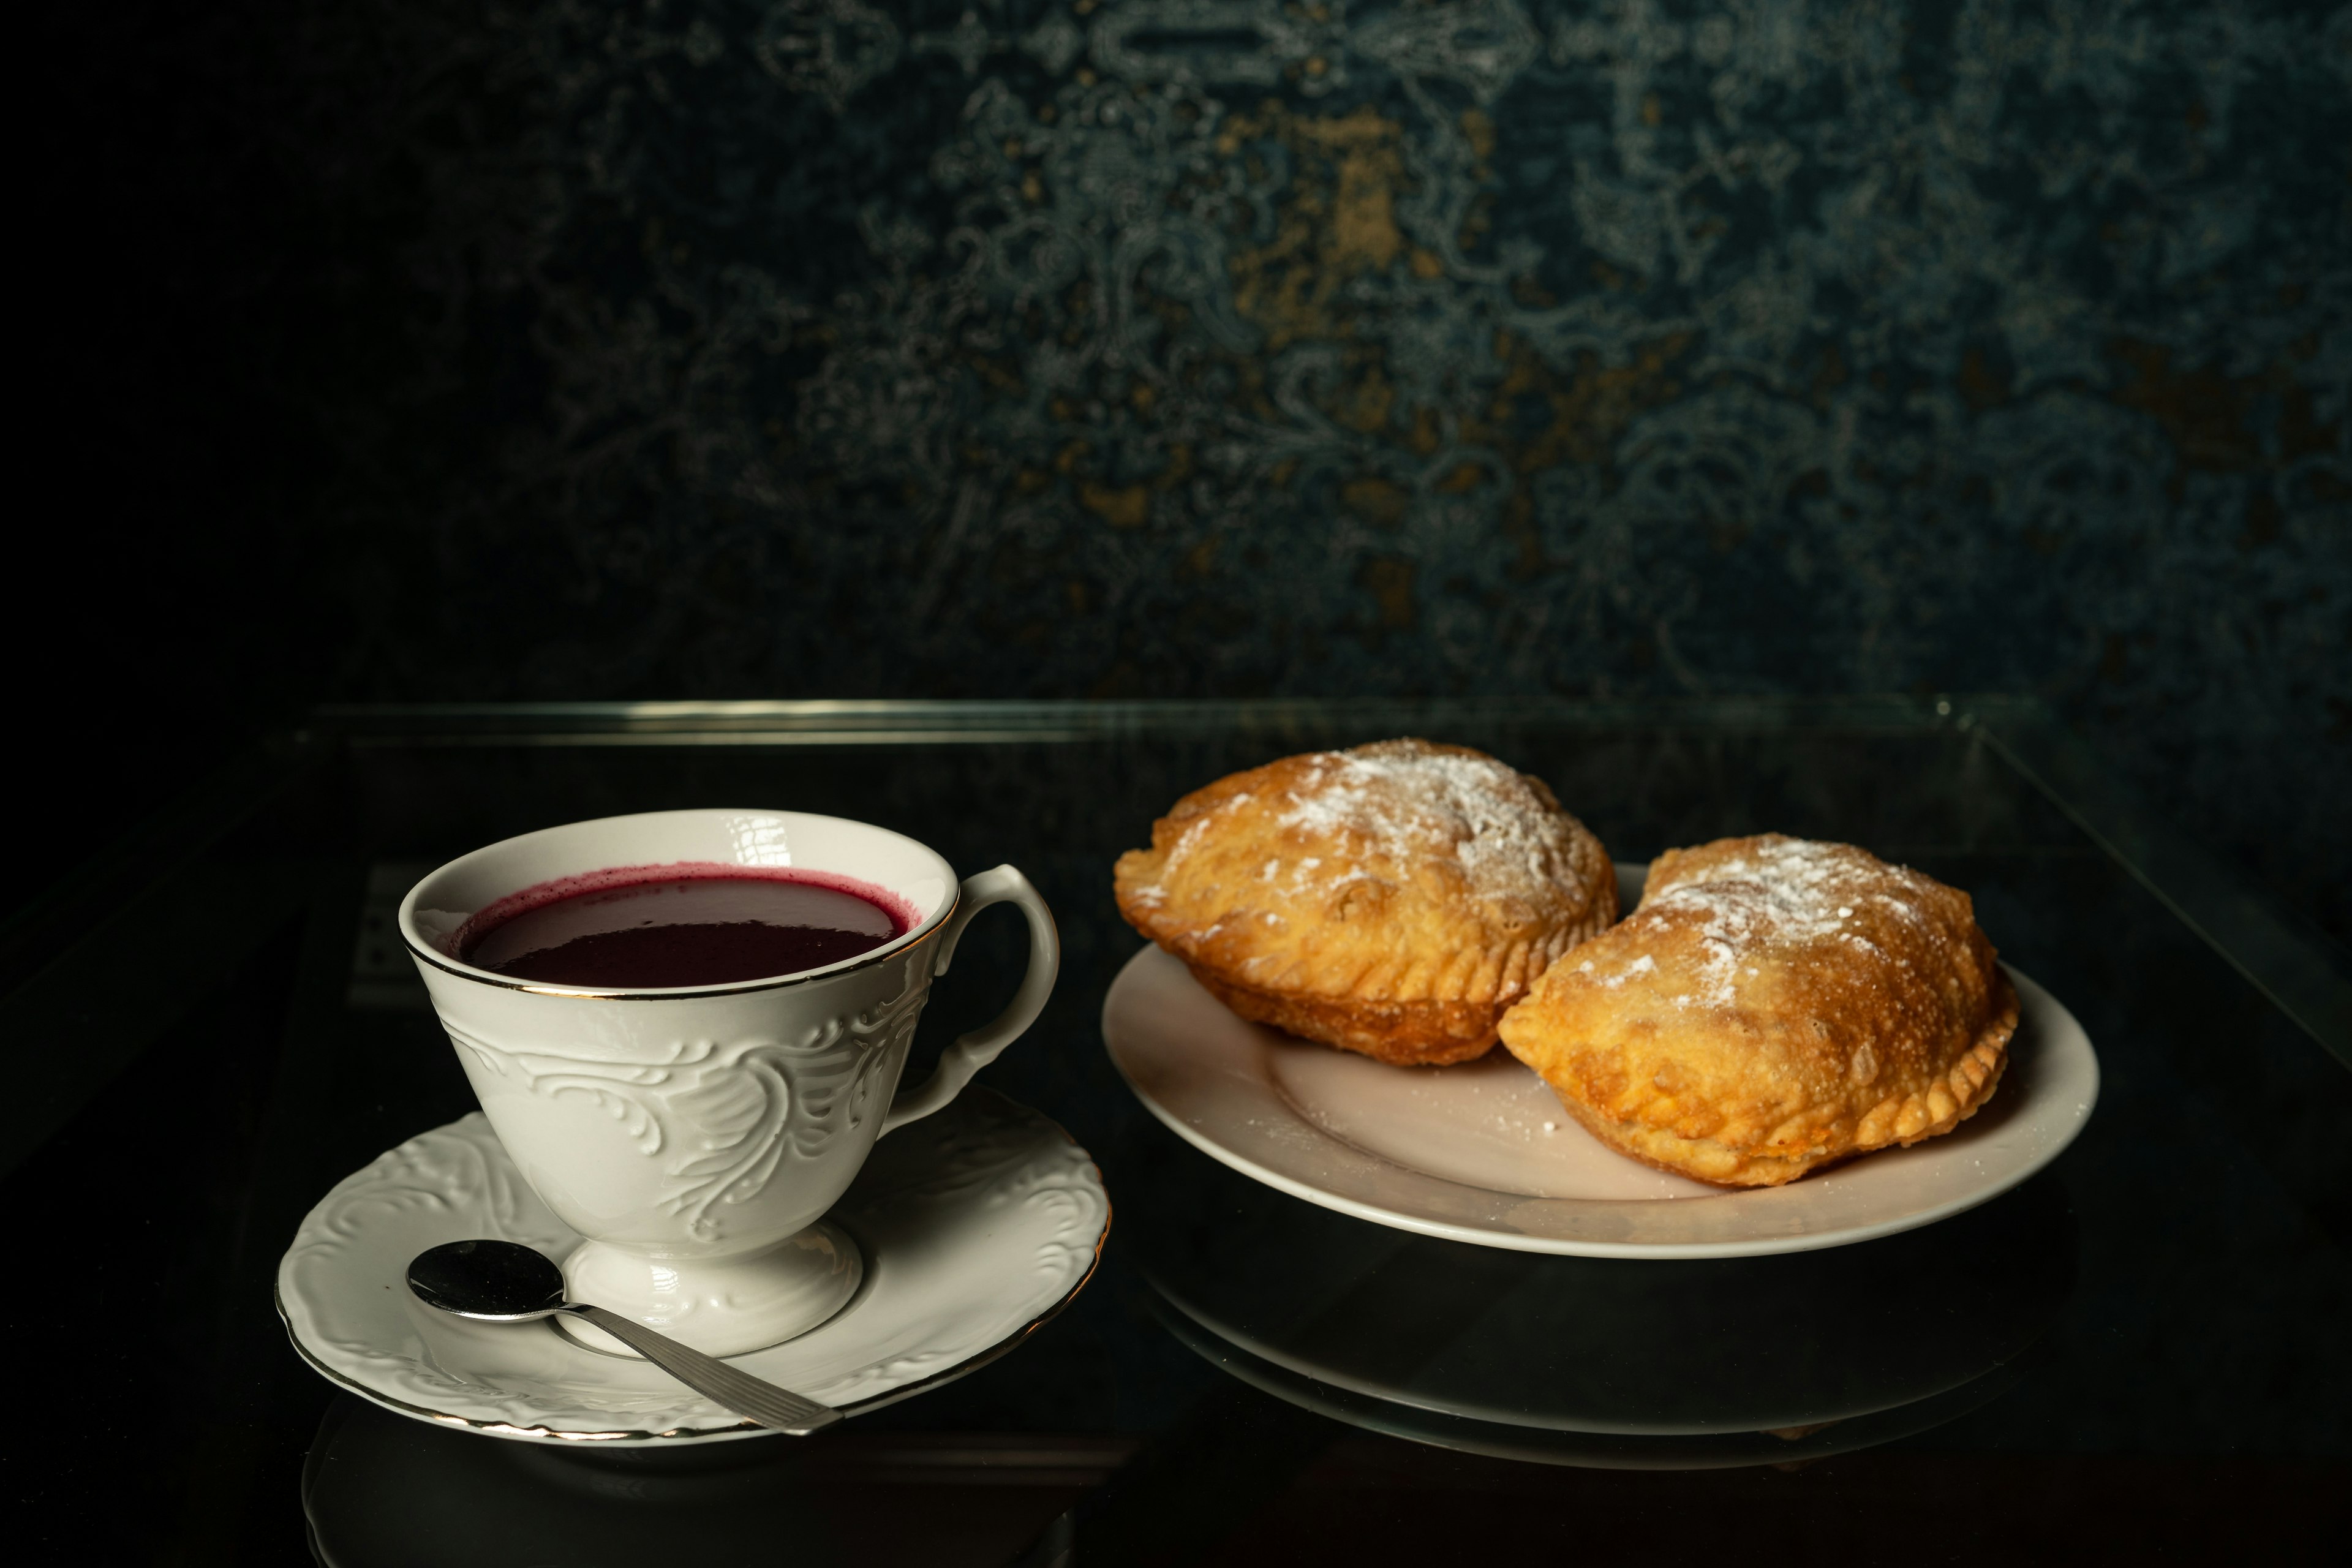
[554,1222,862,1359]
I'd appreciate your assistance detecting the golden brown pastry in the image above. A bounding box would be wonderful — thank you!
[1114,739,1616,1065]
[1496,834,2014,1185]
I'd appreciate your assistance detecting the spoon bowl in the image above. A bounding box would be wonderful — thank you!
[407,1239,841,1434]
[409,1240,568,1321]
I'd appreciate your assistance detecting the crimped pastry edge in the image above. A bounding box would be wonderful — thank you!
[1113,851,1613,1011]
[1186,965,1504,1066]
[1540,971,2020,1187]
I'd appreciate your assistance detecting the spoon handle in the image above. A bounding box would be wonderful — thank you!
[562,1305,842,1436]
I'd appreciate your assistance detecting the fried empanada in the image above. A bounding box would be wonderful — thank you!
[1496,834,2014,1185]
[1114,738,1616,1065]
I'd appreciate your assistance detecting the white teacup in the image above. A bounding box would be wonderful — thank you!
[398,809,1058,1357]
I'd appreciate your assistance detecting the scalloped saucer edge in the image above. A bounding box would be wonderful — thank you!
[277,1087,1109,1444]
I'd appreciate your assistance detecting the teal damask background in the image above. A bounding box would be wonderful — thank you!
[29,1,2352,935]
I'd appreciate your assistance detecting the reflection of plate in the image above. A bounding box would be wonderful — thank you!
[277,1088,1107,1445]
[1123,1117,2072,1444]
[1103,943,2098,1257]
[1148,1297,2029,1472]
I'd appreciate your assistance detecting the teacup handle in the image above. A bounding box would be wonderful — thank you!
[881,864,1060,1136]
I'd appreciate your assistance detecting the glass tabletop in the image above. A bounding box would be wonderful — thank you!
[5,698,2345,1564]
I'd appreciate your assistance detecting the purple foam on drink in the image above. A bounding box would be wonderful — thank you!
[456,862,918,989]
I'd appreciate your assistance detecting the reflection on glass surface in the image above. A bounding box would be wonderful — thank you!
[303,1396,846,1567]
[302,1395,1126,1568]
[1147,1302,2031,1471]
[1122,1116,2073,1468]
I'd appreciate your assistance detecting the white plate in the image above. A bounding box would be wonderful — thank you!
[1102,944,2098,1258]
[277,1088,1107,1444]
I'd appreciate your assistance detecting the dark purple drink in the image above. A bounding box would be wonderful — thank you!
[459,865,910,988]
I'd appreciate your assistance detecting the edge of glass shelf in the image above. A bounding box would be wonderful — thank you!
[1956,702,2352,1065]
[311,694,1973,746]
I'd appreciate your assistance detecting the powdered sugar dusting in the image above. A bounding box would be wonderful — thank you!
[1630,837,1926,1008]
[1265,740,1594,906]
[1599,953,1657,989]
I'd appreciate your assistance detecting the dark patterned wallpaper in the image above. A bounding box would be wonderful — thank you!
[29,1,2352,937]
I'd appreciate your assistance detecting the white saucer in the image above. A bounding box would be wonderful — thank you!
[1102,944,2098,1257]
[277,1088,1107,1444]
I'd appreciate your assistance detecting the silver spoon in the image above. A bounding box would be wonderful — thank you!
[407,1238,842,1435]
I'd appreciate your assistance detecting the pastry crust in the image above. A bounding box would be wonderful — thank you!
[1497,835,2015,1185]
[1114,739,1616,1065]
